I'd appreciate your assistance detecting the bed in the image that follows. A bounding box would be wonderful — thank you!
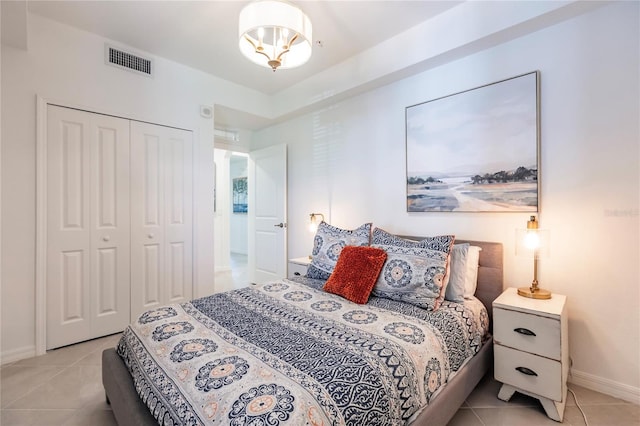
[102,238,503,426]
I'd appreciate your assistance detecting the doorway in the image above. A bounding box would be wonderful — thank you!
[212,130,287,289]
[213,149,249,291]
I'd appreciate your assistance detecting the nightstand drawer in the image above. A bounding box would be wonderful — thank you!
[288,257,311,279]
[288,261,308,279]
[494,308,560,360]
[495,345,562,401]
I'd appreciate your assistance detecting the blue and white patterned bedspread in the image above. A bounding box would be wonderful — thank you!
[117,278,488,425]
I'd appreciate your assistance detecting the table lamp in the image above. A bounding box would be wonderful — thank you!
[516,215,551,299]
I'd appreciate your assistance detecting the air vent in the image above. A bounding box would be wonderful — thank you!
[105,44,153,77]
[214,128,239,142]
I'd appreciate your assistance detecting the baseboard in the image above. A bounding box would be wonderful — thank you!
[569,369,640,405]
[0,345,36,365]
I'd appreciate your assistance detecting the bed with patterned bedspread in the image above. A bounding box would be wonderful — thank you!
[116,276,489,426]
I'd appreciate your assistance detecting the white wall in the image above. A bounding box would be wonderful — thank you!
[213,149,232,273]
[0,14,247,361]
[253,2,639,402]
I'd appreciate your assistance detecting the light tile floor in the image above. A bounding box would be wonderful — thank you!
[2,253,638,426]
[214,252,250,293]
[1,333,121,426]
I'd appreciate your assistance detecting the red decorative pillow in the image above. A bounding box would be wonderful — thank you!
[323,246,387,304]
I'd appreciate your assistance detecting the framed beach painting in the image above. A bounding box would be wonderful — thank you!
[406,71,540,212]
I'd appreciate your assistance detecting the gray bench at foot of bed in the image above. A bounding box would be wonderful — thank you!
[102,348,157,426]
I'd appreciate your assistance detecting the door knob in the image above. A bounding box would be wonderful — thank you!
[148,233,154,239]
[102,236,110,242]
[274,223,287,228]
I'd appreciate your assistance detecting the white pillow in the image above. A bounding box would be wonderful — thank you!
[464,245,482,299]
[444,244,482,302]
[445,244,469,302]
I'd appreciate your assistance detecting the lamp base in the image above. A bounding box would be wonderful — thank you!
[517,286,552,300]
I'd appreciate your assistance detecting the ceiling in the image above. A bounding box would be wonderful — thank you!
[28,1,462,96]
[19,1,601,131]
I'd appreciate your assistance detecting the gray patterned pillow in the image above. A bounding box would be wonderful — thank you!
[306,222,372,280]
[371,228,454,310]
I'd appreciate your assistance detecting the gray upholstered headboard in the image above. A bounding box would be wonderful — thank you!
[400,237,504,325]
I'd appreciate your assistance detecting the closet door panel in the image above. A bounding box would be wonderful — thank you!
[47,107,130,349]
[90,116,131,337]
[131,123,165,319]
[143,244,162,304]
[47,107,92,349]
[168,242,186,300]
[95,248,117,313]
[164,130,193,303]
[59,250,88,323]
[142,134,162,226]
[131,123,193,318]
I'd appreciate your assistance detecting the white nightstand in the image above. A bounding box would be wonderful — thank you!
[288,257,311,279]
[493,287,569,422]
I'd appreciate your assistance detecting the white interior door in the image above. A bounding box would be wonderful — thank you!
[130,122,193,319]
[248,144,287,283]
[46,105,130,349]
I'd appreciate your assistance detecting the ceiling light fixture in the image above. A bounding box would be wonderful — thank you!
[238,0,312,72]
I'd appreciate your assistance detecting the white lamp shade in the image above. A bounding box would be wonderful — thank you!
[239,0,312,69]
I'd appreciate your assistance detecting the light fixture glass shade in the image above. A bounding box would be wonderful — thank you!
[515,228,550,258]
[308,213,324,233]
[239,0,312,71]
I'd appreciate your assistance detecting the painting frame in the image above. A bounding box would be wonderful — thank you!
[232,177,248,213]
[405,71,540,213]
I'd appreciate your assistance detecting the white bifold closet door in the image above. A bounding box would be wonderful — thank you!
[130,121,193,320]
[47,105,131,349]
[46,106,193,349]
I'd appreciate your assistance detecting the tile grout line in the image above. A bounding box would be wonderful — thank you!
[1,362,114,423]
[1,364,70,409]
[1,337,117,410]
[469,407,487,426]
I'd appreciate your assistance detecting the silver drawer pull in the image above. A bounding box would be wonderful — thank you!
[515,366,538,376]
[514,327,536,336]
